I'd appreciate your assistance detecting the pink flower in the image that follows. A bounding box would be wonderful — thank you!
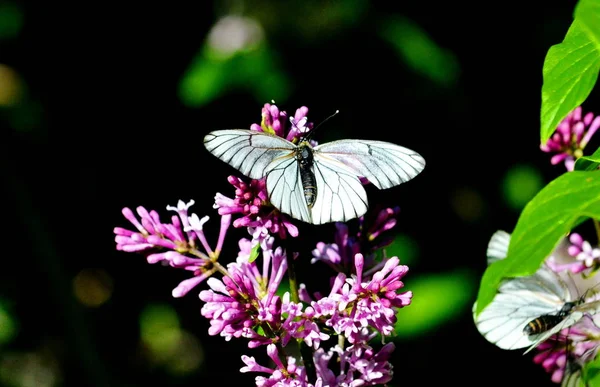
[541,106,600,171]
[114,200,232,297]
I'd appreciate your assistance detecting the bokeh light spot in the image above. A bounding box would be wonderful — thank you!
[72,268,113,308]
[502,164,544,211]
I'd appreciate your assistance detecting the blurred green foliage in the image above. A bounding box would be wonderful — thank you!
[501,164,544,211]
[0,300,17,345]
[385,233,419,266]
[393,268,476,337]
[0,3,22,40]
[379,15,459,87]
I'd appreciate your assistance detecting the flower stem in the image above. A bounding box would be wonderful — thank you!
[281,238,299,304]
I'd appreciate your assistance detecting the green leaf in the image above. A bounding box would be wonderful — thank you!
[393,269,476,338]
[248,243,260,263]
[583,354,600,385]
[574,146,600,171]
[475,170,600,315]
[540,19,600,144]
[575,0,600,46]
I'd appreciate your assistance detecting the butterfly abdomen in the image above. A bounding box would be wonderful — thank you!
[523,315,565,335]
[297,142,317,208]
[523,301,577,335]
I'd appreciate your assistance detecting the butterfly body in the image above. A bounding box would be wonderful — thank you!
[204,129,425,225]
[295,141,317,208]
[523,301,576,336]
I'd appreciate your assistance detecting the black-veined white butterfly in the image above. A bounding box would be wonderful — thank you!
[473,230,600,354]
[203,128,425,225]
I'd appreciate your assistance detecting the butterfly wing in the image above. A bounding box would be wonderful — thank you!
[562,364,585,387]
[486,230,511,265]
[308,154,368,225]
[203,129,297,180]
[313,139,425,189]
[474,263,572,351]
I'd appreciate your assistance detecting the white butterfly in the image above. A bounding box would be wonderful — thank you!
[473,230,600,354]
[203,128,425,225]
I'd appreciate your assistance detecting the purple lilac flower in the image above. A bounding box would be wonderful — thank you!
[547,233,600,274]
[569,233,600,268]
[533,315,600,384]
[198,238,288,346]
[214,175,299,239]
[241,344,319,387]
[541,106,600,171]
[312,207,401,276]
[250,102,314,143]
[241,342,395,387]
[309,254,411,343]
[114,200,231,297]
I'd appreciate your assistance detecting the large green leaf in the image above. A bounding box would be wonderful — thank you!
[574,146,600,171]
[575,0,600,46]
[540,16,600,144]
[475,170,600,315]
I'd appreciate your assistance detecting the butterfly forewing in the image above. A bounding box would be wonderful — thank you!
[203,129,296,180]
[313,140,426,189]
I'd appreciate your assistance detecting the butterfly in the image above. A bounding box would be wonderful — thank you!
[473,230,600,354]
[203,128,425,225]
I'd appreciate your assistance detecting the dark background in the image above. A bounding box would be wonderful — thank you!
[3,1,598,386]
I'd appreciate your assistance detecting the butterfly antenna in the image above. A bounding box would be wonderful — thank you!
[304,110,340,142]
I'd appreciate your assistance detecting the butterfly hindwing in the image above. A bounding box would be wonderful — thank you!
[309,154,368,225]
[265,153,312,224]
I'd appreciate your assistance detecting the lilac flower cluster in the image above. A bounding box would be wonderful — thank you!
[541,106,600,171]
[114,103,414,386]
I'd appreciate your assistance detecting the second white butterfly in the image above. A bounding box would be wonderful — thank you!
[203,128,425,225]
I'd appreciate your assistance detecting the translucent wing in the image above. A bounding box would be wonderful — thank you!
[562,342,596,387]
[473,263,573,351]
[562,363,585,387]
[313,140,425,189]
[203,129,296,180]
[309,155,369,225]
[265,154,312,224]
[486,230,511,265]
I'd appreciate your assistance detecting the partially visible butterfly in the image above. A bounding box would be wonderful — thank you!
[473,230,600,354]
[203,127,425,225]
